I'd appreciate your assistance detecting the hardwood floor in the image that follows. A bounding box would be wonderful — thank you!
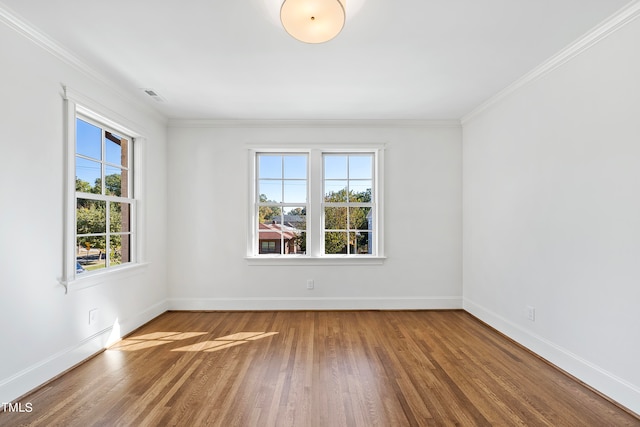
[2,311,638,426]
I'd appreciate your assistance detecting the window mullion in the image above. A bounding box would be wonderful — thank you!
[346,154,352,255]
[105,200,111,268]
[309,150,323,257]
[101,128,106,195]
[346,205,351,255]
[279,156,285,255]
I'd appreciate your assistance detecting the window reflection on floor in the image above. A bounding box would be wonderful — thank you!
[108,331,278,352]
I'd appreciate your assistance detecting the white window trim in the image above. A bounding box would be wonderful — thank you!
[60,87,148,292]
[246,144,385,265]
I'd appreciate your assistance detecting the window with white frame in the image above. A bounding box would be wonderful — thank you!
[256,154,308,255]
[323,153,374,255]
[73,115,136,275]
[250,148,383,259]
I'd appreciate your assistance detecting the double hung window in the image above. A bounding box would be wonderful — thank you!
[61,88,144,289]
[257,154,308,255]
[75,116,135,273]
[250,148,383,260]
[323,154,374,255]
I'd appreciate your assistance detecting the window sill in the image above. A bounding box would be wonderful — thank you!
[245,256,386,266]
[60,262,150,293]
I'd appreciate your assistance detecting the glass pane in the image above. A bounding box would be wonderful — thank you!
[110,234,131,265]
[349,207,372,230]
[259,180,282,203]
[260,240,278,254]
[349,181,372,202]
[284,155,307,179]
[282,228,301,255]
[105,131,128,167]
[258,205,282,224]
[283,207,306,255]
[105,166,128,197]
[351,231,371,254]
[259,230,281,254]
[76,199,106,235]
[76,235,106,272]
[75,259,87,275]
[283,207,306,231]
[110,202,131,233]
[76,157,101,194]
[324,155,347,179]
[291,231,306,254]
[349,155,373,179]
[283,180,307,203]
[325,232,347,254]
[325,207,347,230]
[259,155,282,179]
[76,119,101,160]
[324,181,347,202]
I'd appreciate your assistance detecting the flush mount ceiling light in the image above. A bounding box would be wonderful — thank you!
[280,0,346,43]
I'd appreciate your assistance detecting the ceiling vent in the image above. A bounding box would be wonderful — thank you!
[142,88,166,103]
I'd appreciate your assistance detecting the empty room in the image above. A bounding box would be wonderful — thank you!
[0,0,639,425]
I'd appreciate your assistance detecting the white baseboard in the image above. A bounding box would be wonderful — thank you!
[0,326,112,405]
[0,299,168,404]
[167,296,463,311]
[463,298,640,416]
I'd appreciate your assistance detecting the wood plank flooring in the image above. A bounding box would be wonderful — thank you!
[2,311,638,426]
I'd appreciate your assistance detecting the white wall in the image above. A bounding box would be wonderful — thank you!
[0,22,169,402]
[167,123,462,310]
[462,14,640,414]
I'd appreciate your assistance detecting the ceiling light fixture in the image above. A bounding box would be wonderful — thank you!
[280,0,346,43]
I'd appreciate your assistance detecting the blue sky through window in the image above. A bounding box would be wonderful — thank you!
[324,154,373,200]
[76,118,127,186]
[76,119,101,185]
[324,154,372,180]
[76,119,101,159]
[257,153,373,203]
[258,154,307,203]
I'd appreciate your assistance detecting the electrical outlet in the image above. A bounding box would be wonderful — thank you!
[527,306,535,322]
[89,309,99,325]
[306,279,314,290]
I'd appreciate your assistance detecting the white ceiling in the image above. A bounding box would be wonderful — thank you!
[1,0,631,120]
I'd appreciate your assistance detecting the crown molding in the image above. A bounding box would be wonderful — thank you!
[0,2,95,80]
[461,0,640,125]
[0,1,167,124]
[167,119,461,129]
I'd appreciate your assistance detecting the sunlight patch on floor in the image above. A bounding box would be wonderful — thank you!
[108,331,208,351]
[107,331,278,352]
[172,332,279,352]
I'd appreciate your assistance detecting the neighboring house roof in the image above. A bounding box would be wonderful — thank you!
[259,222,299,240]
[268,215,305,227]
[283,214,305,224]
